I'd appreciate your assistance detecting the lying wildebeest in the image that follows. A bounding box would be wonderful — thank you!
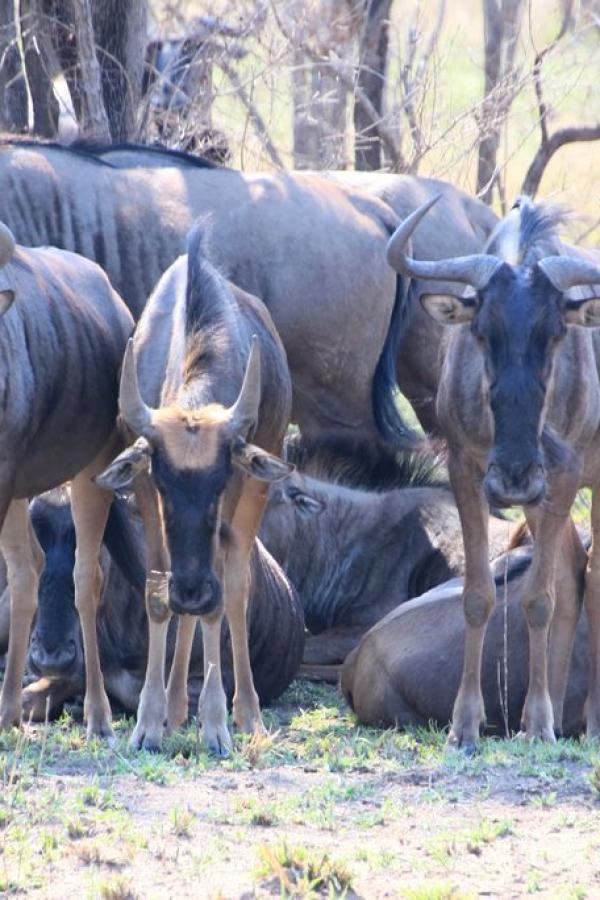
[261,451,515,669]
[0,489,303,721]
[342,535,589,738]
[96,225,295,754]
[0,220,132,738]
[0,138,414,453]
[387,195,600,747]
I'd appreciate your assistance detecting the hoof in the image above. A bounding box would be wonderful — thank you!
[203,721,232,758]
[166,691,189,733]
[232,694,264,735]
[129,718,166,752]
[516,727,556,743]
[446,726,479,756]
[86,717,115,743]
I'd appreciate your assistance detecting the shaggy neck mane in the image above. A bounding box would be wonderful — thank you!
[180,224,244,410]
[486,196,571,268]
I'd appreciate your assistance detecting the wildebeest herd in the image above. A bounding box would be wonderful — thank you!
[0,136,599,756]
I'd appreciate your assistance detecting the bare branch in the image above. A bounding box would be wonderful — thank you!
[522,124,600,196]
[219,57,284,168]
[271,0,406,170]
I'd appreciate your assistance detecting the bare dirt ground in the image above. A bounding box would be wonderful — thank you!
[0,680,598,899]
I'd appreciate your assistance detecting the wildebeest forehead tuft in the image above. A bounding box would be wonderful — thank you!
[153,404,230,469]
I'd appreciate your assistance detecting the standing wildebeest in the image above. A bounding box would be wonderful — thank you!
[261,457,515,668]
[0,221,132,737]
[96,226,294,754]
[91,142,499,436]
[0,490,303,721]
[327,171,499,433]
[342,537,590,738]
[0,139,415,452]
[387,195,600,748]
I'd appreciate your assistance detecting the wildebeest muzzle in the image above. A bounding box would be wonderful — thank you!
[484,454,546,509]
[168,570,222,617]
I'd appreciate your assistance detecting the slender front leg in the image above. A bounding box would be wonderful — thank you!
[0,500,43,729]
[130,472,172,750]
[225,479,269,734]
[71,445,118,740]
[520,495,575,741]
[584,485,600,737]
[166,614,198,730]
[447,450,495,752]
[197,607,230,756]
[545,515,587,734]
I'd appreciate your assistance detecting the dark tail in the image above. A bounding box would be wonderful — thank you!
[103,498,146,594]
[372,261,421,449]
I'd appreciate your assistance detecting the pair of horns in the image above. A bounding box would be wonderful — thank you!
[386,195,600,293]
[119,335,261,437]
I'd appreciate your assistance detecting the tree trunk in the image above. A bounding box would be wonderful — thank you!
[354,0,392,171]
[0,6,28,132]
[71,0,111,139]
[91,0,147,140]
[476,0,523,203]
[291,0,350,170]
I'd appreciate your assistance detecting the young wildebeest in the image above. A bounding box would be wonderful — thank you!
[261,449,514,669]
[0,490,303,721]
[0,221,132,737]
[387,196,600,748]
[342,536,590,738]
[96,226,294,754]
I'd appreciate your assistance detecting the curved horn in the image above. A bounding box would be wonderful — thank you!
[229,335,261,436]
[537,255,600,293]
[119,339,154,436]
[386,195,502,289]
[0,223,15,269]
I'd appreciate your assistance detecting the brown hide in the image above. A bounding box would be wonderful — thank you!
[342,548,588,738]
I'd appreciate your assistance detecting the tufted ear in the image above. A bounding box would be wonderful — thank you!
[232,438,294,483]
[420,292,477,325]
[94,438,152,491]
[563,296,600,327]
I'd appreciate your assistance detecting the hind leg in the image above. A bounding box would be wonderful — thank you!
[166,614,198,731]
[0,499,43,729]
[71,439,121,740]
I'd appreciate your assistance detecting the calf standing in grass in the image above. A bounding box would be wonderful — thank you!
[0,221,132,738]
[387,196,600,749]
[97,225,293,753]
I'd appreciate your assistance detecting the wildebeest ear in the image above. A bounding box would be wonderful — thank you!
[94,438,152,491]
[232,438,294,483]
[563,296,600,327]
[0,289,15,316]
[284,484,326,518]
[420,292,476,325]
